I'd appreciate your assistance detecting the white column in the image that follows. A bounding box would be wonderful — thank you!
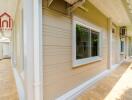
[23,0,43,100]
[125,36,129,59]
[23,0,34,99]
[108,18,112,69]
[117,27,120,63]
[33,0,43,100]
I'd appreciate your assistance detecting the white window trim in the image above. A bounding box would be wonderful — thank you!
[72,16,102,67]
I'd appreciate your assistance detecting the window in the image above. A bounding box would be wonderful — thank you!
[120,39,125,53]
[76,24,90,59]
[73,20,101,67]
[91,30,99,56]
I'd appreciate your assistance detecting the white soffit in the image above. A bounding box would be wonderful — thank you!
[124,0,132,22]
[88,0,131,26]
[0,0,18,20]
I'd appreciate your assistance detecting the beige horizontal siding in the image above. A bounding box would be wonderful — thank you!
[43,0,109,99]
[43,9,72,31]
[44,64,106,99]
[44,46,71,56]
[44,63,107,85]
[43,26,71,39]
[44,35,71,46]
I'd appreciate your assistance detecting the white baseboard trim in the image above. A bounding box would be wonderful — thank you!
[111,60,124,71]
[56,61,124,100]
[12,68,26,100]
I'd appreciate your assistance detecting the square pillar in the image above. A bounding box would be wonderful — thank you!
[107,18,112,69]
[23,0,43,100]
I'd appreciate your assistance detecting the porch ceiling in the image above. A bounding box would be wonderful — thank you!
[88,0,131,26]
[0,0,18,20]
[123,0,132,24]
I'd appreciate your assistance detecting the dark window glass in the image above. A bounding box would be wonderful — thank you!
[76,24,90,59]
[121,40,124,52]
[76,24,100,60]
[91,30,99,56]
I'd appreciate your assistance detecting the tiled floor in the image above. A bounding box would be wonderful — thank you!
[0,59,18,100]
[76,60,132,100]
[1,59,131,100]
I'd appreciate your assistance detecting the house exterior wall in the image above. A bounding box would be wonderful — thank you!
[42,0,112,99]
[9,0,131,99]
[2,42,11,58]
[0,42,11,59]
[112,25,126,64]
[120,36,127,61]
[12,0,24,74]
[111,25,119,65]
[127,26,132,57]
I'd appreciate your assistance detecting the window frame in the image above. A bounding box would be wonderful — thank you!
[72,17,102,67]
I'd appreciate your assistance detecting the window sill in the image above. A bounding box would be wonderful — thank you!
[73,56,102,68]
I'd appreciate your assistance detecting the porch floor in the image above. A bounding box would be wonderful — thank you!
[76,59,132,100]
[0,59,18,100]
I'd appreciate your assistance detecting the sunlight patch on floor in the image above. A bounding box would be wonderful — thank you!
[104,64,132,100]
[0,59,18,100]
